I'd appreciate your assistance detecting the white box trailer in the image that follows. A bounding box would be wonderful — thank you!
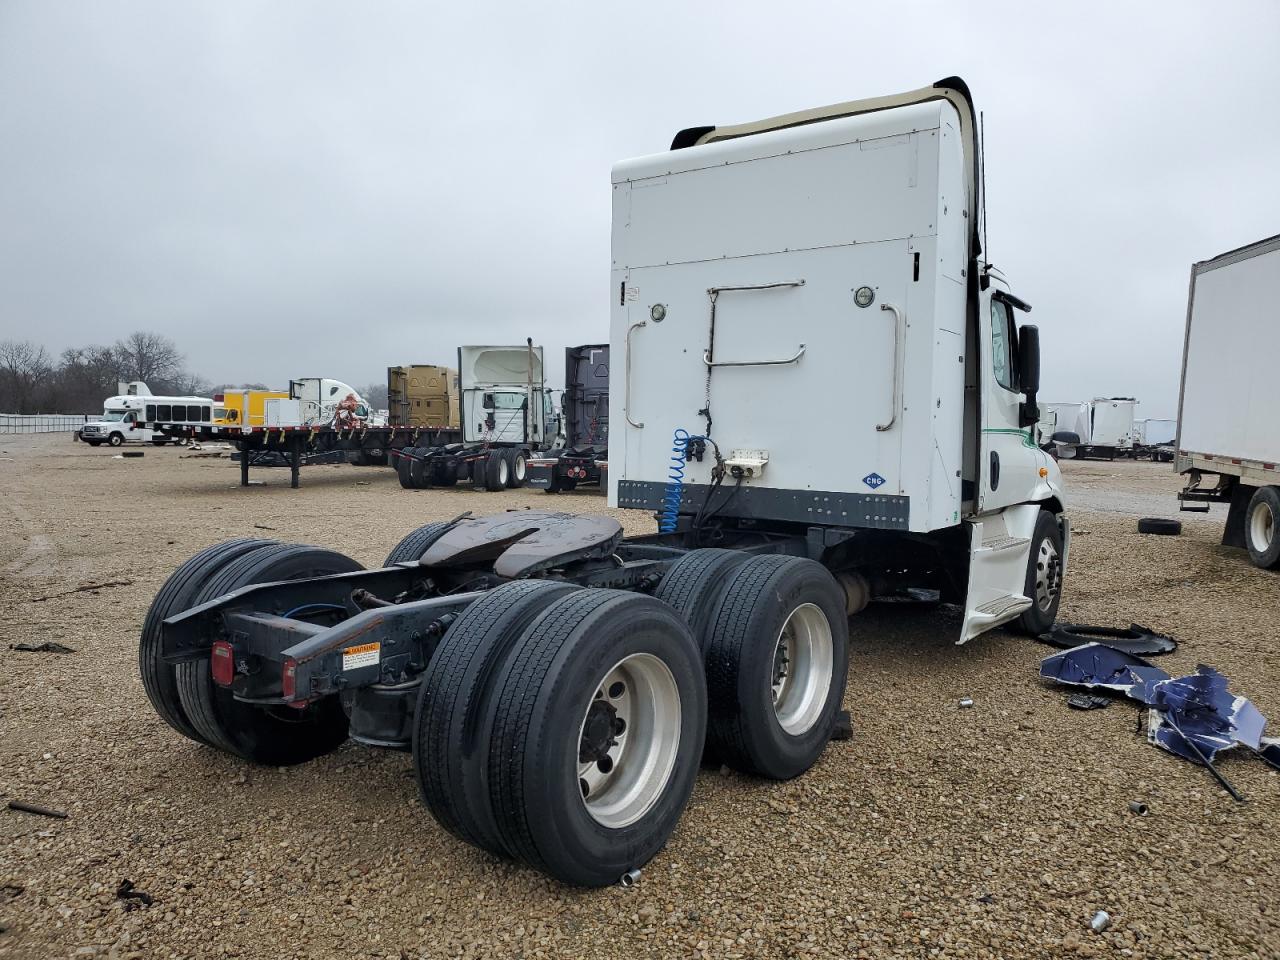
[1176,234,1280,568]
[1135,418,1176,461]
[1088,397,1137,455]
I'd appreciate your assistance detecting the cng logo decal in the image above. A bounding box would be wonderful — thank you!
[862,472,886,490]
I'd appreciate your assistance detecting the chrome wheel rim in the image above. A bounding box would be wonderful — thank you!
[1250,501,1275,553]
[771,603,833,735]
[577,653,681,829]
[1034,536,1062,611]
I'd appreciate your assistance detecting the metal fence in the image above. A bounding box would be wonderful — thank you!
[0,414,90,434]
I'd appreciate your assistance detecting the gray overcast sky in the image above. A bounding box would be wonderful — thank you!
[2,1,1278,416]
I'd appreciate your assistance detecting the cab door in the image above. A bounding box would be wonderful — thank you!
[978,291,1038,512]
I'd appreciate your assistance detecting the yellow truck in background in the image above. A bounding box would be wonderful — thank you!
[213,390,289,428]
[388,365,460,429]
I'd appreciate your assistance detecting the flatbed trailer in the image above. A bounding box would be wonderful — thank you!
[138,78,1068,888]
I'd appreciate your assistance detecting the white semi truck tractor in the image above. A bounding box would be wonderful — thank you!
[136,78,1066,889]
[1176,234,1280,568]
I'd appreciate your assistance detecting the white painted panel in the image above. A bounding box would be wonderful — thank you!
[1181,244,1280,462]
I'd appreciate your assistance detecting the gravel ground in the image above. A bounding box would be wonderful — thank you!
[1,436,1277,959]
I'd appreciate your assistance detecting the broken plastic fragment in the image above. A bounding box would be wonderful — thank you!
[1039,643,1170,704]
[1146,666,1266,764]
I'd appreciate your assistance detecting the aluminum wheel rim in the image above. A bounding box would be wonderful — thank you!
[1034,536,1062,611]
[1250,501,1275,553]
[577,653,681,829]
[513,455,527,481]
[497,458,509,486]
[771,603,833,736]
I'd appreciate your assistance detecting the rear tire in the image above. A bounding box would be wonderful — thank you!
[1245,486,1280,569]
[139,538,278,746]
[413,580,579,856]
[484,452,509,491]
[1015,510,1064,635]
[704,556,849,779]
[653,548,751,654]
[506,449,528,489]
[431,460,459,487]
[409,451,434,488]
[151,439,167,447]
[486,589,706,887]
[175,544,363,764]
[384,521,455,566]
[396,449,416,489]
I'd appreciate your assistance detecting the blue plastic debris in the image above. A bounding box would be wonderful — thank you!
[1039,643,1277,800]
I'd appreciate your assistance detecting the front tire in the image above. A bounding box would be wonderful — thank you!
[704,556,849,779]
[1015,510,1064,634]
[108,433,124,447]
[1245,486,1280,569]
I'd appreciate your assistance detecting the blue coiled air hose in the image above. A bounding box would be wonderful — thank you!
[659,428,699,533]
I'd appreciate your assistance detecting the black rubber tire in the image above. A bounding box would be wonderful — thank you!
[431,460,459,487]
[139,538,278,746]
[653,548,752,654]
[505,449,528,489]
[409,451,434,488]
[484,452,508,491]
[413,580,579,856]
[1244,486,1280,569]
[108,433,124,446]
[1137,517,1182,536]
[1040,622,1176,655]
[151,439,167,447]
[384,521,455,566]
[1016,510,1065,635]
[704,555,849,780]
[486,589,705,887]
[175,544,363,764]
[396,449,416,489]
[87,440,102,447]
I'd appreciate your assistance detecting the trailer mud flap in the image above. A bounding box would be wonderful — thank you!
[958,504,1038,643]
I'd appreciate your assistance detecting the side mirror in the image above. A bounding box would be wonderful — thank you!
[1018,324,1041,427]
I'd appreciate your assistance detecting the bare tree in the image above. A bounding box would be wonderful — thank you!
[112,331,183,388]
[0,339,53,413]
[361,382,389,409]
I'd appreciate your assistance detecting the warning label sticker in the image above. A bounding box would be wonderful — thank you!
[342,642,380,671]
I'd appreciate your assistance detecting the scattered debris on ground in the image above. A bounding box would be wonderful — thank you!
[28,579,134,603]
[7,799,69,819]
[1040,623,1177,655]
[9,641,75,654]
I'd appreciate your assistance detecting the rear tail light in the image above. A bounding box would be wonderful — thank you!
[210,642,235,686]
[213,393,224,403]
[281,657,299,700]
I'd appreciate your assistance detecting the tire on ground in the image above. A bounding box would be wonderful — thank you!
[139,538,278,745]
[484,451,509,491]
[1137,517,1182,536]
[653,548,752,654]
[505,448,527,489]
[175,543,363,764]
[1016,510,1065,635]
[384,521,456,566]
[704,555,849,780]
[396,449,417,489]
[486,589,706,887]
[1245,485,1280,569]
[409,451,434,488]
[413,579,579,856]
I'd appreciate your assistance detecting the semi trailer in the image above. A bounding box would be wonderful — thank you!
[1134,418,1176,461]
[1175,234,1280,569]
[528,344,609,493]
[395,342,555,491]
[139,78,1067,888]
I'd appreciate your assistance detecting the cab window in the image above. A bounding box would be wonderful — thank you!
[990,299,1017,392]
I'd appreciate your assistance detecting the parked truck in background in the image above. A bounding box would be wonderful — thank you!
[529,344,609,493]
[1043,398,1135,460]
[396,341,555,490]
[138,78,1067,889]
[1134,418,1176,461]
[388,365,460,431]
[1176,234,1280,569]
[78,383,211,447]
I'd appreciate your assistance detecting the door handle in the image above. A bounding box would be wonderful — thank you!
[701,344,806,368]
[876,302,904,432]
[624,321,646,429]
[990,451,1001,490]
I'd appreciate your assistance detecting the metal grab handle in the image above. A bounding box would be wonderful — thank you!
[701,344,806,368]
[625,320,646,428]
[706,279,805,295]
[876,302,904,432]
